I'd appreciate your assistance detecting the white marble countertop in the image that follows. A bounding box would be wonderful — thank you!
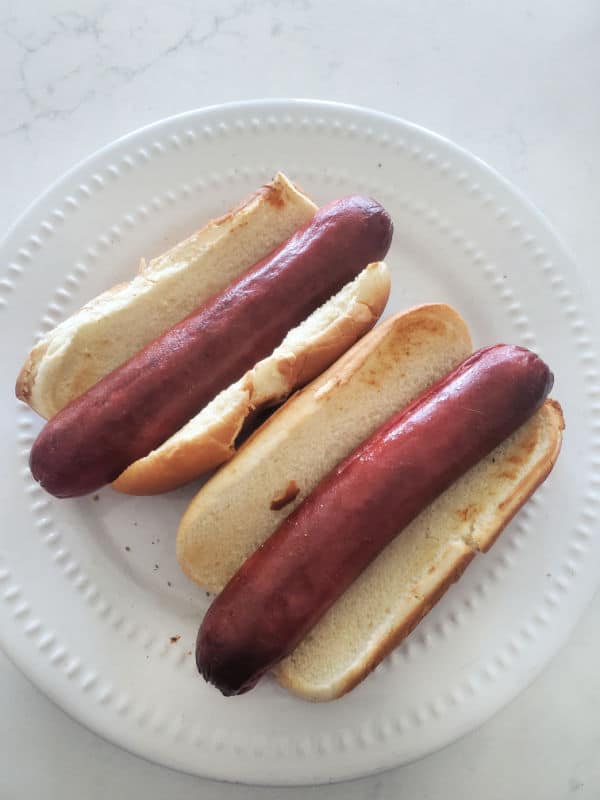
[2,1,599,797]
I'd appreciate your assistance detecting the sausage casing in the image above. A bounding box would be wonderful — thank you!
[29,196,393,497]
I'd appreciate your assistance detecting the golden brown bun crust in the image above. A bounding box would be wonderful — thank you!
[16,173,317,419]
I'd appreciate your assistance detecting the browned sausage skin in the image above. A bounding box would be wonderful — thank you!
[29,196,393,498]
[197,345,553,696]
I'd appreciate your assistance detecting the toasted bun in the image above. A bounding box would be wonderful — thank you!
[176,304,473,590]
[112,261,391,494]
[16,173,317,419]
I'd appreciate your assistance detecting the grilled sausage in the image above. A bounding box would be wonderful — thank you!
[29,196,393,497]
[197,344,553,695]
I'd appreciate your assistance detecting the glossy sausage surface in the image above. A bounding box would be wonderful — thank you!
[197,344,553,695]
[29,196,392,497]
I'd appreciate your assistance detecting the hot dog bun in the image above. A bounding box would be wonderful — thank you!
[17,172,317,420]
[18,175,392,494]
[177,305,564,700]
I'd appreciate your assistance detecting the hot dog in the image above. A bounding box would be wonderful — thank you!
[197,344,554,696]
[28,195,393,498]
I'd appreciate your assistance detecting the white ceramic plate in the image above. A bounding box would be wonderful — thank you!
[1,100,598,785]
